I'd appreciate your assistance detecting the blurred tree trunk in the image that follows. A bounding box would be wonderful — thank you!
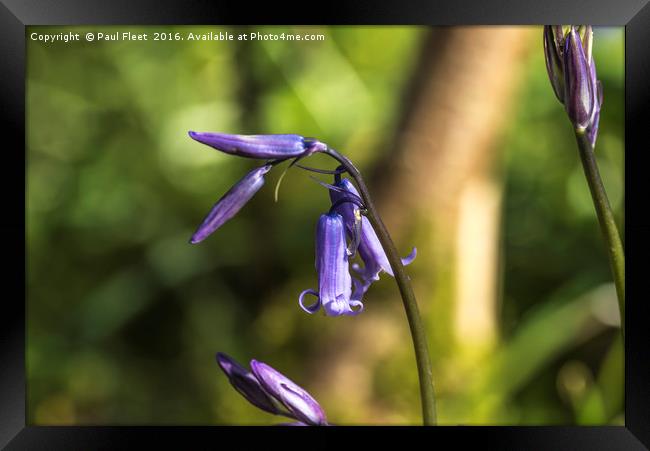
[372,27,533,354]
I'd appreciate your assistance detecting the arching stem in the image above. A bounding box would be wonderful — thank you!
[324,147,437,425]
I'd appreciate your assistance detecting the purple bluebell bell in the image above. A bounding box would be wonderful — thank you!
[188,132,327,159]
[330,178,416,297]
[216,352,328,426]
[299,212,364,317]
[190,164,271,244]
[543,25,602,144]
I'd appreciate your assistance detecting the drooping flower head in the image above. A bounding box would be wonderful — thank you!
[299,212,364,317]
[188,132,327,159]
[329,177,416,297]
[187,132,411,317]
[216,352,328,426]
[543,25,602,146]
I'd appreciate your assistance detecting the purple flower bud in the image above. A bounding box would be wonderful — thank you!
[216,353,281,415]
[543,25,565,102]
[330,178,416,297]
[563,27,596,131]
[543,25,603,142]
[190,164,272,244]
[299,212,364,317]
[188,132,327,159]
[250,360,328,426]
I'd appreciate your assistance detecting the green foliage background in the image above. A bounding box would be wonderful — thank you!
[27,26,623,425]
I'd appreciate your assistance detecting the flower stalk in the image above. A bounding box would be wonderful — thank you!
[574,131,625,332]
[324,147,437,425]
[543,25,624,334]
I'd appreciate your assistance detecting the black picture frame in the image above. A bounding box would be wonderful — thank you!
[2,0,649,449]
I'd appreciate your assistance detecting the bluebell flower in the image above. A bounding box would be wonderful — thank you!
[543,25,602,144]
[329,178,416,297]
[190,164,272,244]
[216,352,328,426]
[188,132,327,159]
[299,212,364,317]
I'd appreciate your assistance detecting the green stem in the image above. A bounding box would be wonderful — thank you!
[574,131,625,333]
[324,148,437,425]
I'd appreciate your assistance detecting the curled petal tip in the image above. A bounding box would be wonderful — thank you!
[348,299,364,315]
[299,289,321,314]
[402,247,417,266]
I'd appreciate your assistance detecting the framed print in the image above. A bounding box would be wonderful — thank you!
[1,0,649,449]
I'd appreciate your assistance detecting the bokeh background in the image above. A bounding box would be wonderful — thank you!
[27,26,624,425]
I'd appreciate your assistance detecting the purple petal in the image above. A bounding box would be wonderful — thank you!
[587,57,599,126]
[250,360,327,426]
[330,178,416,294]
[581,25,593,63]
[188,132,327,159]
[543,25,565,103]
[215,353,280,415]
[586,108,601,149]
[278,384,329,426]
[190,164,272,243]
[563,27,595,131]
[315,212,357,317]
[329,178,360,227]
[584,55,602,148]
[552,26,564,52]
[357,215,392,276]
[351,275,367,301]
[402,247,417,266]
[348,299,364,315]
[298,289,321,314]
